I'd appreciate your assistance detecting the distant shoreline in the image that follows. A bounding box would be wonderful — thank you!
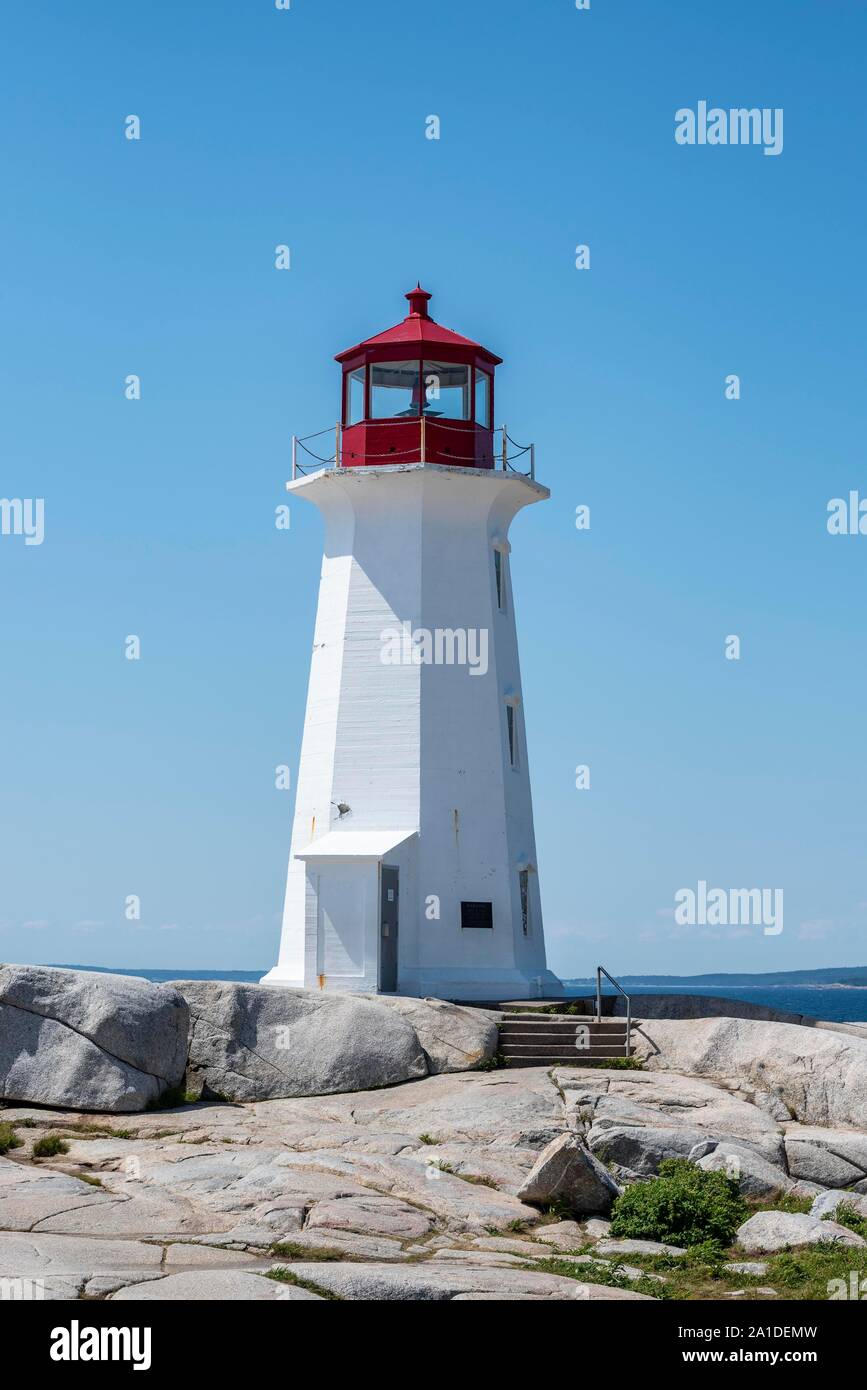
[582,982,867,991]
[46,964,867,992]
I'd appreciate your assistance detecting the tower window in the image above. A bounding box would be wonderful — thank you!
[461,901,493,929]
[346,367,366,425]
[423,361,471,419]
[506,703,517,767]
[519,869,530,936]
[474,368,491,428]
[494,549,506,612]
[370,360,421,418]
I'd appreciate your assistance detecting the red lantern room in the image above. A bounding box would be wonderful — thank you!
[335,285,502,469]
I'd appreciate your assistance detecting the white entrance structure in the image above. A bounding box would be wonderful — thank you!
[262,288,561,1001]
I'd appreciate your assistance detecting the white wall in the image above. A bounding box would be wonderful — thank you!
[263,464,561,1000]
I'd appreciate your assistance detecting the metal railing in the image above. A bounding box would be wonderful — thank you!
[290,420,535,481]
[500,428,535,479]
[595,964,632,1057]
[291,425,341,479]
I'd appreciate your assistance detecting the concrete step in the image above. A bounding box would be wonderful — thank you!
[498,1028,630,1040]
[503,1055,632,1068]
[500,1045,630,1053]
[499,1017,630,1027]
[500,1014,635,1027]
[499,1033,627,1043]
[500,1017,630,1028]
[499,1022,629,1033]
[499,1038,629,1049]
[498,1008,635,1067]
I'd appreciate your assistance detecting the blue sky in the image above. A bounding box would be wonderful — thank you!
[1,0,865,977]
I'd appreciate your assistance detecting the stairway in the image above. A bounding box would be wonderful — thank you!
[498,1011,635,1067]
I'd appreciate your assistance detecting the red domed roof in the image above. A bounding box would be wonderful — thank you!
[335,285,502,366]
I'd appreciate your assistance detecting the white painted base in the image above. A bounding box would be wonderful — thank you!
[258,968,304,989]
[258,964,563,1001]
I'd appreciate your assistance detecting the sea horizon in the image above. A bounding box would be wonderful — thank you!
[38,963,867,1024]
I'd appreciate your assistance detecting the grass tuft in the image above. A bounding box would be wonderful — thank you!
[823,1202,867,1240]
[0,1123,23,1155]
[271,1241,343,1263]
[266,1268,343,1299]
[32,1135,70,1158]
[476,1053,507,1071]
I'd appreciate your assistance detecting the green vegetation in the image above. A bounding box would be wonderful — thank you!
[609,1158,748,1248]
[476,1053,507,1071]
[761,1245,867,1300]
[76,1172,103,1187]
[505,1171,867,1301]
[271,1241,343,1263]
[752,1190,812,1216]
[0,1123,23,1155]
[823,1202,867,1240]
[592,1057,643,1070]
[56,1123,135,1141]
[32,1135,70,1158]
[523,1238,867,1302]
[539,1195,577,1223]
[266,1268,343,1299]
[526,1253,668,1300]
[418,1133,438,1145]
[517,1175,867,1300]
[455,1171,500,1189]
[146,1087,198,1111]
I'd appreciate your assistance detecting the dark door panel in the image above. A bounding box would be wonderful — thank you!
[379,865,399,992]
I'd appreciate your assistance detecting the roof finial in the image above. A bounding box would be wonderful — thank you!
[405,283,432,319]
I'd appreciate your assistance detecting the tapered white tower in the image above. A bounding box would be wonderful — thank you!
[262,288,561,1001]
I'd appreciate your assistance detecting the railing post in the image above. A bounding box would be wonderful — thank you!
[420,413,426,464]
[335,422,341,468]
[291,435,297,481]
[595,964,631,1056]
[530,443,535,481]
[501,425,508,472]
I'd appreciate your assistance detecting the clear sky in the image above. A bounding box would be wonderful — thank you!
[1,1,865,978]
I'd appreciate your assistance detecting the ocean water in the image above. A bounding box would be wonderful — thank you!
[52,967,867,1023]
[620,985,867,1024]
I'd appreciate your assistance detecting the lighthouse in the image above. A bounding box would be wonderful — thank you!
[261,287,562,1001]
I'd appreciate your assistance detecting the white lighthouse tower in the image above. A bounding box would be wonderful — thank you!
[262,287,561,1001]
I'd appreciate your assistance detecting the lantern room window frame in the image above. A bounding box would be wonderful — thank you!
[341,358,493,429]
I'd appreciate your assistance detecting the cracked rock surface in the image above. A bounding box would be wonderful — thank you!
[3,1050,866,1301]
[5,1011,867,1301]
[633,1017,867,1129]
[0,965,188,1111]
[175,982,497,1100]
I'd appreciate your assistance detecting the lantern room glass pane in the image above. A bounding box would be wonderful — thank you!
[474,369,491,428]
[423,361,470,419]
[346,367,365,425]
[370,360,421,418]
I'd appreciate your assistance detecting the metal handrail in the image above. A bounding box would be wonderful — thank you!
[289,421,535,481]
[596,964,632,1057]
